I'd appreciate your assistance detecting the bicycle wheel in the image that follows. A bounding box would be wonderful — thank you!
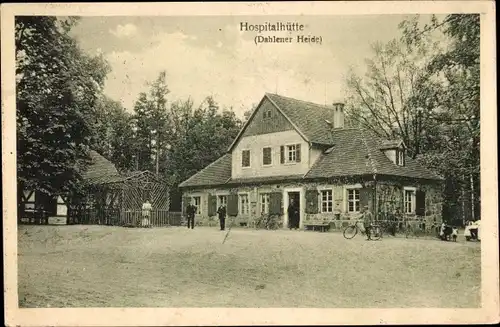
[371,225,383,241]
[343,225,358,239]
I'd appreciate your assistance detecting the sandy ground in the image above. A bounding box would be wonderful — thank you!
[18,225,481,308]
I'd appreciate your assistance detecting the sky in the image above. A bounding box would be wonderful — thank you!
[70,15,430,118]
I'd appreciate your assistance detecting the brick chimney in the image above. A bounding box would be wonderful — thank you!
[332,102,345,129]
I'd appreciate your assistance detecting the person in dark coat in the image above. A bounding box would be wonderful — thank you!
[362,205,374,240]
[186,201,197,229]
[216,204,227,231]
[288,199,300,230]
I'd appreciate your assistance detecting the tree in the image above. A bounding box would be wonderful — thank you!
[344,37,440,158]
[344,14,480,225]
[165,96,242,194]
[400,14,480,223]
[131,71,170,174]
[16,16,110,195]
[94,96,136,172]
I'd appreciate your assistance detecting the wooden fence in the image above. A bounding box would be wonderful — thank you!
[64,208,182,227]
[121,210,182,227]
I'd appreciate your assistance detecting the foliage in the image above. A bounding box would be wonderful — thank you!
[345,14,480,223]
[131,71,171,173]
[164,96,242,188]
[16,16,110,195]
[128,72,242,195]
[401,14,480,222]
[254,214,282,230]
[93,96,136,172]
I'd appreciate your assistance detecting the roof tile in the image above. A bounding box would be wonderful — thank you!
[180,94,443,188]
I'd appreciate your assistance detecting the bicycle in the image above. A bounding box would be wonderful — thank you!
[404,221,427,238]
[343,220,383,240]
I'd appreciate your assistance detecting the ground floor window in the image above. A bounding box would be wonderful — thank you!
[260,193,270,214]
[321,189,333,213]
[347,189,360,213]
[239,194,249,215]
[192,196,201,215]
[217,195,227,208]
[404,188,416,214]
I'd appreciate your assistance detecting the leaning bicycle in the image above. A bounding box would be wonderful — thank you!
[343,220,383,240]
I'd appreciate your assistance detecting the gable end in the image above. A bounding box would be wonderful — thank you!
[242,97,294,137]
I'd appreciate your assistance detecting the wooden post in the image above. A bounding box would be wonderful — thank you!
[470,172,475,222]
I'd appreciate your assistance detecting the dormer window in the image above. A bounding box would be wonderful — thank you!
[396,148,405,166]
[380,140,405,166]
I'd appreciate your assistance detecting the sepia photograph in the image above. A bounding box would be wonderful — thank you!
[2,1,498,326]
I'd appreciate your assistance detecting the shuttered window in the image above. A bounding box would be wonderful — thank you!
[262,147,272,166]
[282,144,302,164]
[242,150,250,167]
[193,196,202,215]
[404,188,416,214]
[217,195,227,208]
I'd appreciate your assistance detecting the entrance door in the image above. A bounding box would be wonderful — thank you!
[288,191,301,228]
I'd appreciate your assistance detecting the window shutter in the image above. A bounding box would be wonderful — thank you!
[242,150,250,167]
[296,144,301,162]
[359,187,372,211]
[305,190,318,214]
[334,186,343,212]
[227,194,239,216]
[269,192,283,215]
[280,146,285,164]
[415,190,425,216]
[208,194,217,216]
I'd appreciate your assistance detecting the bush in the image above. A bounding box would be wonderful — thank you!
[254,214,282,230]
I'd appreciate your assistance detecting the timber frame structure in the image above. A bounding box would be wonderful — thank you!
[69,170,171,225]
[19,151,172,226]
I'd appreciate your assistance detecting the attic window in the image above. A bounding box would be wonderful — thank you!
[396,149,405,166]
[263,110,272,119]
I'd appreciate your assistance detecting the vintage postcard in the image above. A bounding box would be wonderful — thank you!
[2,1,498,326]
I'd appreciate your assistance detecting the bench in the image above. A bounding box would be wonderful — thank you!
[304,223,330,232]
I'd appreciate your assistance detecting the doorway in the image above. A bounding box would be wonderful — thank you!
[287,191,301,228]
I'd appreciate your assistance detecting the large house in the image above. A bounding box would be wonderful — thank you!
[179,93,443,229]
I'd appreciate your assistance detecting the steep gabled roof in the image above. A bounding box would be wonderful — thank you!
[265,93,338,145]
[178,154,232,188]
[82,150,122,185]
[180,94,442,188]
[228,93,337,151]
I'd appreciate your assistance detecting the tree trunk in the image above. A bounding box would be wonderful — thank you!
[156,146,159,175]
[470,171,475,221]
[461,177,466,225]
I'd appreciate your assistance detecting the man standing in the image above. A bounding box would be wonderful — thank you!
[186,200,197,229]
[288,198,299,230]
[362,205,373,240]
[216,204,227,231]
